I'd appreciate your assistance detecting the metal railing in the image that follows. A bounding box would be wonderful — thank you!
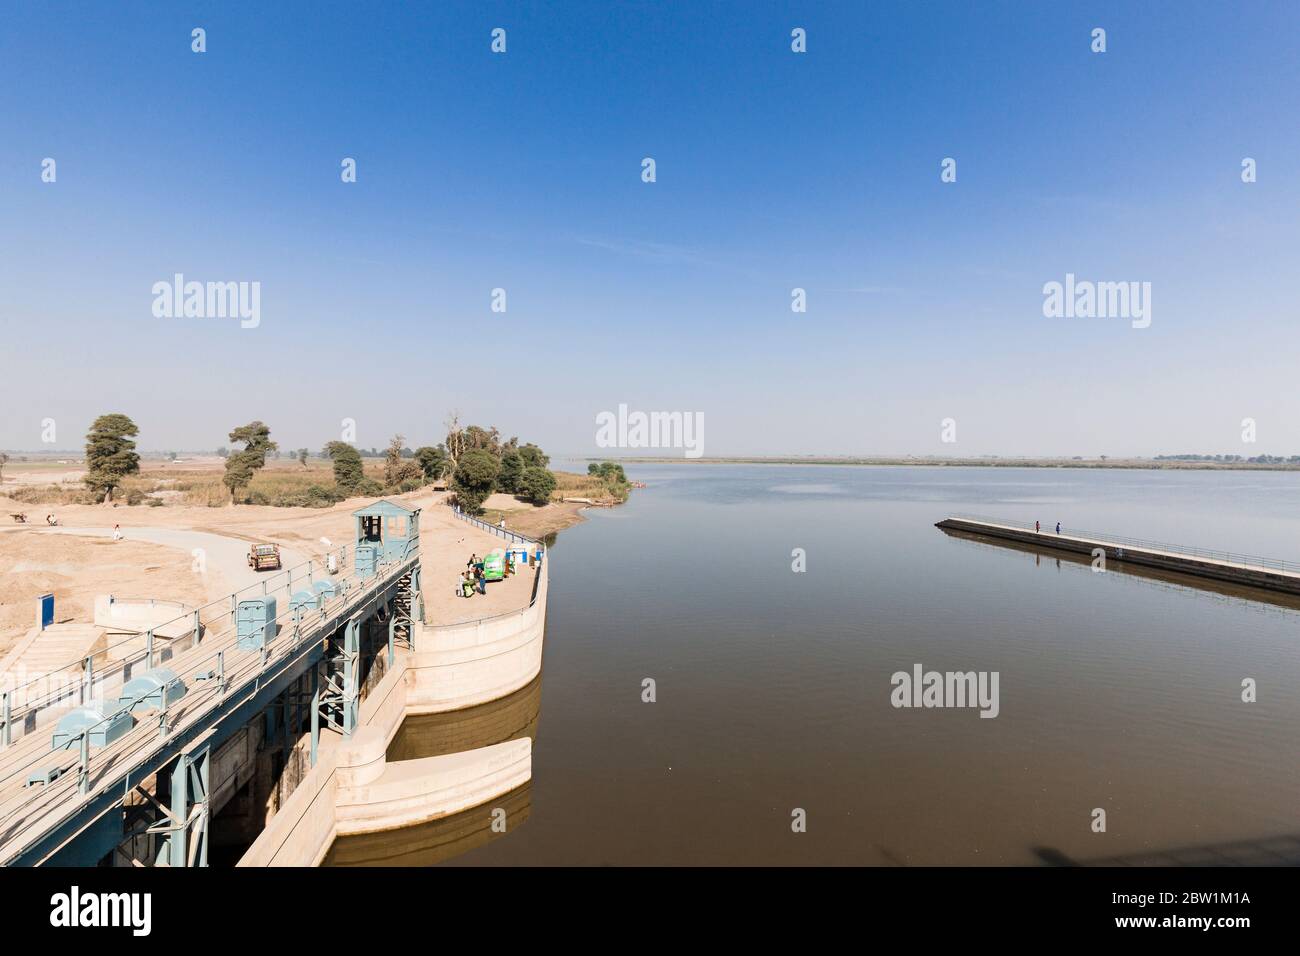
[451,505,544,547]
[947,513,1300,574]
[0,545,352,749]
[0,547,419,860]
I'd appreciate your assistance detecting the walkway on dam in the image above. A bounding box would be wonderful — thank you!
[420,508,541,627]
[936,515,1300,594]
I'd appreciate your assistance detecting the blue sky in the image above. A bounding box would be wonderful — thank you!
[1,1,1298,457]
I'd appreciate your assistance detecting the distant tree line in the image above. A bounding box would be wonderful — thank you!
[1155,454,1300,463]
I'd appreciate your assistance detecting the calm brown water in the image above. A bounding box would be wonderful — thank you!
[329,464,1300,866]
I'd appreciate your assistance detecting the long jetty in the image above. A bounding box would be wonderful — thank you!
[935,515,1300,596]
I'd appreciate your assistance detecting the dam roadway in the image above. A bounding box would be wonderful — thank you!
[0,544,419,866]
[936,515,1300,595]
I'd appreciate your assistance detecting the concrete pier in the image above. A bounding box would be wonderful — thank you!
[936,516,1300,596]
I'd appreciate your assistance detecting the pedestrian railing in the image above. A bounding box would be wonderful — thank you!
[451,505,544,548]
[0,547,418,861]
[947,513,1300,575]
[0,544,353,748]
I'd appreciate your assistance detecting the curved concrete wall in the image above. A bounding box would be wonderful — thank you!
[239,555,549,864]
[406,560,548,714]
[335,738,530,835]
[240,647,537,864]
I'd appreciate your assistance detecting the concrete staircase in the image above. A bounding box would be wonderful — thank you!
[0,623,105,681]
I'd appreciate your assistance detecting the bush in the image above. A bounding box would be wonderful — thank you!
[518,466,557,505]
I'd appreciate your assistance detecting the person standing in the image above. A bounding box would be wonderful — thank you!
[1055,522,1061,534]
[112,524,122,542]
[1035,520,1040,533]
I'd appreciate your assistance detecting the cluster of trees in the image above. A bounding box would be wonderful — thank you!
[443,415,556,514]
[77,412,557,511]
[588,461,627,482]
[586,460,633,502]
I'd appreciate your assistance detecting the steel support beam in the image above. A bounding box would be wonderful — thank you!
[165,746,209,868]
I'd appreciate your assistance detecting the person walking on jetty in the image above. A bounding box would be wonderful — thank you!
[1035,520,1040,533]
[1055,522,1061,534]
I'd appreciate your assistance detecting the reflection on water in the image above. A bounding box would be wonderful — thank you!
[322,676,542,867]
[325,784,532,867]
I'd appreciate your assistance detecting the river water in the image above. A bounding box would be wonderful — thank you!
[328,464,1300,866]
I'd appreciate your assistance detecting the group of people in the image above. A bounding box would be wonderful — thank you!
[1034,521,1062,534]
[458,549,519,598]
[460,554,485,597]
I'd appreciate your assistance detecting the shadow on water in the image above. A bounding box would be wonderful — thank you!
[938,527,1300,613]
[322,674,542,867]
[1034,834,1300,867]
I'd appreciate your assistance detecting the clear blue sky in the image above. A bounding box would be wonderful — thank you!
[1,1,1297,457]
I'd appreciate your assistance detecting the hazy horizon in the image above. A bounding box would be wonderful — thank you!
[3,2,1298,458]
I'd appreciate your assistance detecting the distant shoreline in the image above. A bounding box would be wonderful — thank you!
[591,456,1300,472]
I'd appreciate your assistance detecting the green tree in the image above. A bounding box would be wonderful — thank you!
[84,413,141,503]
[326,441,364,494]
[499,451,524,494]
[517,443,549,469]
[451,449,499,514]
[414,445,448,481]
[223,421,277,503]
[297,448,309,467]
[518,466,557,505]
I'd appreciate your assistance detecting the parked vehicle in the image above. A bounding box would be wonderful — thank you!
[481,549,506,582]
[247,543,282,571]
